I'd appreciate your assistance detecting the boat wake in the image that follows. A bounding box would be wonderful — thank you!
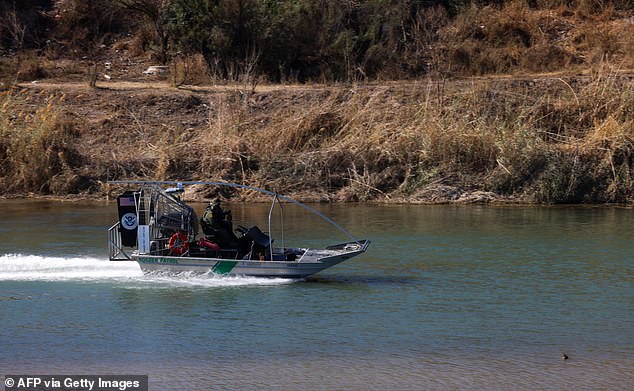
[0,253,139,281]
[0,254,297,287]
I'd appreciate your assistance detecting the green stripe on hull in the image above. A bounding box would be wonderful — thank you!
[212,260,238,275]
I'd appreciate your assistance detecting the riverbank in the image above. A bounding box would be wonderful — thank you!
[1,71,632,204]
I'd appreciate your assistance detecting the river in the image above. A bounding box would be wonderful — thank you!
[1,200,632,390]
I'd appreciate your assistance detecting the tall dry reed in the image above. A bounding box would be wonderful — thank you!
[175,68,632,203]
[2,69,631,203]
[0,88,84,194]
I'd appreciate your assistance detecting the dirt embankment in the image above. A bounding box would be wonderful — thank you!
[1,73,633,204]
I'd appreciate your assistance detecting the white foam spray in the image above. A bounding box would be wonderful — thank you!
[0,254,296,287]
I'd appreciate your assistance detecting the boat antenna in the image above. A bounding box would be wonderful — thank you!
[108,180,360,244]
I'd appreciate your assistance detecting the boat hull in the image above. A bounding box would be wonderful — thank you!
[133,242,368,278]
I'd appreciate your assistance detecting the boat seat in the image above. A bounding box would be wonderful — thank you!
[242,225,273,248]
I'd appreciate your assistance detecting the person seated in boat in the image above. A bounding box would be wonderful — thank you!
[211,198,232,230]
[201,198,226,229]
[200,198,237,247]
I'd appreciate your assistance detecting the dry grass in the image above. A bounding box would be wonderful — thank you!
[437,2,634,77]
[169,54,212,86]
[144,66,631,203]
[0,88,86,194]
[1,67,632,204]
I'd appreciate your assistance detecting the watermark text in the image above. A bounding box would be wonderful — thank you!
[4,375,147,391]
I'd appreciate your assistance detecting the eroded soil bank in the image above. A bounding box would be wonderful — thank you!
[1,74,632,204]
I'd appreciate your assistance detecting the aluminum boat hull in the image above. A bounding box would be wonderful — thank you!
[133,241,369,278]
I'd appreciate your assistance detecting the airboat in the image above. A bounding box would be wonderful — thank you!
[107,181,370,278]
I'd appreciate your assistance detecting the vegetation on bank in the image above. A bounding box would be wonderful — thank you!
[1,1,633,83]
[1,69,632,204]
[0,1,632,203]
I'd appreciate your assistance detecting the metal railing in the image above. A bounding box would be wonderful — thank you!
[108,222,132,261]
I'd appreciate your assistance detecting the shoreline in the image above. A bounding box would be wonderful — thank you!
[1,76,632,205]
[1,191,632,208]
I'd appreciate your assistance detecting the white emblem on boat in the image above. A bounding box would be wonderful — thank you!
[121,212,138,230]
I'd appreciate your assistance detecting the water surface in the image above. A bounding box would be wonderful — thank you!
[0,200,632,390]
